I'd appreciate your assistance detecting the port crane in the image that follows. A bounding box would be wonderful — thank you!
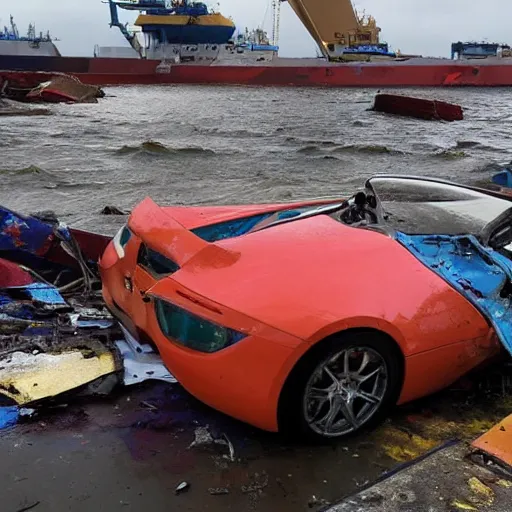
[281,0,381,59]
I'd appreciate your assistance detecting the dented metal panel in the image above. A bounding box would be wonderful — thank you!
[396,232,512,356]
[0,348,118,405]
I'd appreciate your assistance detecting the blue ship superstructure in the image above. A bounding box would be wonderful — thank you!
[107,0,278,62]
[110,0,236,47]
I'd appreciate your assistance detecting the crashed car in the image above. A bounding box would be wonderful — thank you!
[99,175,512,440]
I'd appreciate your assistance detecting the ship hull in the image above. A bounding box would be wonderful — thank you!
[3,54,512,87]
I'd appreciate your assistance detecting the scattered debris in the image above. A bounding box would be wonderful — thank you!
[467,476,495,506]
[0,405,19,430]
[175,482,190,495]
[241,472,269,494]
[371,93,464,121]
[222,433,235,462]
[188,426,235,461]
[308,495,331,508]
[208,487,230,495]
[15,501,41,512]
[0,204,176,429]
[140,401,158,411]
[116,325,177,386]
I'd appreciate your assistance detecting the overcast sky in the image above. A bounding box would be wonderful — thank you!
[1,0,509,58]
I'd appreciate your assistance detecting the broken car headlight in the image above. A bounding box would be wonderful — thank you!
[112,225,132,258]
[154,298,247,353]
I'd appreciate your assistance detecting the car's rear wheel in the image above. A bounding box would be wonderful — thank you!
[279,331,403,441]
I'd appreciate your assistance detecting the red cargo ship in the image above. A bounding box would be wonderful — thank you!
[2,0,512,88]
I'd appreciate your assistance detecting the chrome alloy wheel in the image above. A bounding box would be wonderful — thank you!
[303,347,389,437]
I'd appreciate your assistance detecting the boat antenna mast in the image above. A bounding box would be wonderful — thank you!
[271,0,281,47]
[9,15,19,38]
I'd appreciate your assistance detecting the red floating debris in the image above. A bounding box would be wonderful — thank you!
[25,75,104,104]
[0,71,104,104]
[372,93,464,121]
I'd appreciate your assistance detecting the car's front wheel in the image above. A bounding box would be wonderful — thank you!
[279,331,403,440]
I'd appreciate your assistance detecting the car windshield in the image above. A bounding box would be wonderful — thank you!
[367,176,512,235]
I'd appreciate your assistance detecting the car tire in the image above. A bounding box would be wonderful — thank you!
[278,330,403,442]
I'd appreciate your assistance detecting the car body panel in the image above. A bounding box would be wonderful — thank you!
[399,332,500,404]
[164,215,490,355]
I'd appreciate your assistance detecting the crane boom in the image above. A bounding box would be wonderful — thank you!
[284,0,380,59]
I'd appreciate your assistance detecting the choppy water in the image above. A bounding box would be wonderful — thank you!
[1,85,511,234]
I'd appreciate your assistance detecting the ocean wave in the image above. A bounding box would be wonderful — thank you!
[115,140,216,157]
[0,165,46,176]
[332,144,405,155]
[0,165,63,187]
[455,140,498,152]
[56,181,107,189]
[286,136,338,147]
[296,144,405,156]
[297,145,323,154]
[433,149,467,159]
[50,132,73,139]
[195,126,270,138]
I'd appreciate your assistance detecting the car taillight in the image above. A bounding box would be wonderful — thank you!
[113,225,132,258]
[154,298,246,353]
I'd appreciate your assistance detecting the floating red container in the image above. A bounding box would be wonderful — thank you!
[372,93,464,121]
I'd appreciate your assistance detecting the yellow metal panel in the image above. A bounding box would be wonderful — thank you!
[472,414,512,468]
[0,349,118,405]
[135,13,234,28]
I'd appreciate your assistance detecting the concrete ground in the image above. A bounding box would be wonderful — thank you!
[2,361,511,512]
[328,442,512,512]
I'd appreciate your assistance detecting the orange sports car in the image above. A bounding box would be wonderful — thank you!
[99,175,512,440]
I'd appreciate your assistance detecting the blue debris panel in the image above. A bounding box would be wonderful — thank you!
[0,207,54,255]
[396,232,512,356]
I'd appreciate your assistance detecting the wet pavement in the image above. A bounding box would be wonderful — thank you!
[2,361,511,512]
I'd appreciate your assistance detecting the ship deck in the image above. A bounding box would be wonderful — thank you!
[220,56,512,67]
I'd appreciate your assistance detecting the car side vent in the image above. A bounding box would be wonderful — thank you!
[137,244,180,277]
